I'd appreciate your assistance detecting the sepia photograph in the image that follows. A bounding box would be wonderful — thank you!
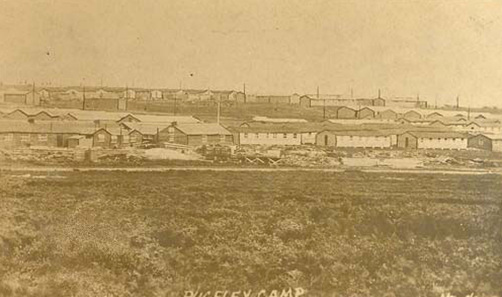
[0,0,501,296]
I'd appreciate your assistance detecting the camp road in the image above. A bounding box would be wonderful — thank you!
[1,166,501,176]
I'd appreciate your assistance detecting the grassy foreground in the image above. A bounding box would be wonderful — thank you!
[0,171,501,297]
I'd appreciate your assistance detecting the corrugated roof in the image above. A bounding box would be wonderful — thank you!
[0,120,97,134]
[405,131,468,139]
[480,134,502,140]
[129,114,200,124]
[121,122,167,135]
[251,116,308,123]
[68,111,129,121]
[321,130,397,137]
[471,120,502,127]
[235,122,336,133]
[94,127,131,136]
[174,123,232,135]
[234,121,448,134]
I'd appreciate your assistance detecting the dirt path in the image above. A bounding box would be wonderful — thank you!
[0,165,501,175]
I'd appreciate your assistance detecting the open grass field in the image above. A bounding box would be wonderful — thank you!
[0,171,501,296]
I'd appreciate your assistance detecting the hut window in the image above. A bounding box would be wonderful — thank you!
[97,134,105,142]
[220,135,225,142]
[123,135,130,143]
[244,133,248,138]
[202,135,208,143]
[38,134,48,142]
[111,135,118,143]
[21,134,30,142]
[5,134,13,141]
[479,139,484,145]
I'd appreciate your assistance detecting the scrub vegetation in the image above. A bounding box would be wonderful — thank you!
[0,171,501,296]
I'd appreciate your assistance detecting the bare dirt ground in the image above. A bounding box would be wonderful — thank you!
[1,165,501,176]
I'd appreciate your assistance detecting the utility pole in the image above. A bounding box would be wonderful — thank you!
[82,85,86,110]
[468,106,471,120]
[125,85,129,111]
[378,89,381,99]
[323,99,326,120]
[32,81,39,106]
[456,95,460,110]
[217,98,221,124]
[243,83,247,104]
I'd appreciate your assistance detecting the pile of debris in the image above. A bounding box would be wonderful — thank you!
[96,152,145,164]
[282,149,340,167]
[424,155,464,166]
[1,149,75,163]
[281,154,340,167]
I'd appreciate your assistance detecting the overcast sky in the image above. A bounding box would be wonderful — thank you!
[1,0,502,107]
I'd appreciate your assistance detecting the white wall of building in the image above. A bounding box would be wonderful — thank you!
[239,132,302,145]
[492,140,502,152]
[335,135,392,148]
[417,138,467,150]
[301,132,317,144]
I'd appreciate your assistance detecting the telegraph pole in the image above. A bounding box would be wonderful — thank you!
[82,85,86,110]
[32,81,39,106]
[217,98,221,124]
[125,85,129,111]
[323,99,326,120]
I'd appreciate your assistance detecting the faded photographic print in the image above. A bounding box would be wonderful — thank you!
[0,1,501,296]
